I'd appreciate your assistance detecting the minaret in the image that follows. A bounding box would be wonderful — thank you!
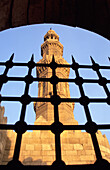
[34,29,78,125]
[1,29,110,166]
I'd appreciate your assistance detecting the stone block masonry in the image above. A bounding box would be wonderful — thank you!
[1,128,110,165]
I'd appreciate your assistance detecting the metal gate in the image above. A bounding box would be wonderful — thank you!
[0,54,110,169]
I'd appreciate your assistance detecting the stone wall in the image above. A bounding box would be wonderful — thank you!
[0,106,7,164]
[1,126,110,165]
[0,106,110,165]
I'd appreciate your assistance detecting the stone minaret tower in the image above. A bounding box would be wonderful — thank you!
[34,29,78,125]
[1,29,110,166]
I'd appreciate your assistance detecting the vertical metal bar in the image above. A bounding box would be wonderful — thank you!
[90,57,110,96]
[91,133,102,160]
[51,56,62,163]
[20,57,33,122]
[13,133,22,161]
[0,54,14,91]
[72,56,102,161]
[83,105,92,122]
[72,57,92,122]
[13,56,34,161]
[55,133,62,162]
[96,69,109,96]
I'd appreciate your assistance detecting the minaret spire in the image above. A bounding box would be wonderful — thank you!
[41,29,63,58]
[34,29,78,126]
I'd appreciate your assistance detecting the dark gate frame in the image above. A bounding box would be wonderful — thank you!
[0,54,110,169]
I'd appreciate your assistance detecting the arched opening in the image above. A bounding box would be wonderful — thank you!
[0,23,110,166]
[0,0,110,167]
[0,0,110,40]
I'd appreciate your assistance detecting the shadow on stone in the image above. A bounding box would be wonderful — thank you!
[23,157,47,165]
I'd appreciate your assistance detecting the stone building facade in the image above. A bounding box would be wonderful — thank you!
[0,29,110,165]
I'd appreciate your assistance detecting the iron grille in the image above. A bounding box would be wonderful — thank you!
[0,54,110,169]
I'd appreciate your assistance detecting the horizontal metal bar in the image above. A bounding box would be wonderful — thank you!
[0,96,21,101]
[0,96,108,103]
[0,124,14,130]
[1,76,109,84]
[79,65,110,69]
[0,124,110,131]
[27,125,51,130]
[60,98,107,103]
[97,124,110,129]
[0,62,110,69]
[60,78,110,83]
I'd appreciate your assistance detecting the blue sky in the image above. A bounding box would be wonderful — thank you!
[0,24,110,142]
